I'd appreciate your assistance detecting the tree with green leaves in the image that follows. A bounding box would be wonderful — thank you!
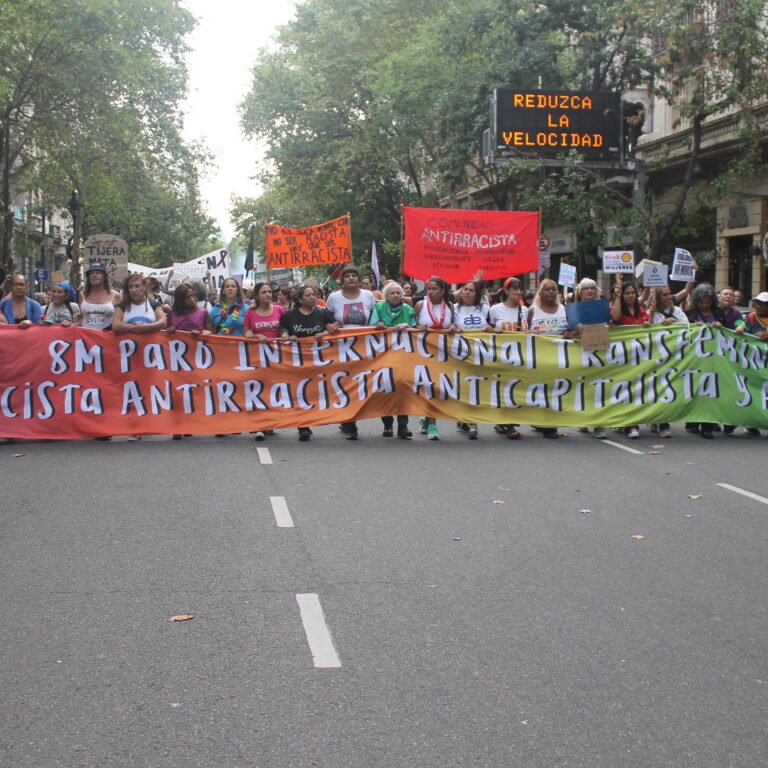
[238,0,768,275]
[0,0,217,273]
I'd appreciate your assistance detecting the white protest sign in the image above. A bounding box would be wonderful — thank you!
[670,248,695,282]
[642,263,668,287]
[558,263,577,287]
[197,248,230,292]
[602,249,635,273]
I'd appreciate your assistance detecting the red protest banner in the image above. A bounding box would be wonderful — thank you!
[402,207,539,281]
[266,215,352,269]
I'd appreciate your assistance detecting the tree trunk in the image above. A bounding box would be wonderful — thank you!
[68,188,84,284]
[1,116,15,274]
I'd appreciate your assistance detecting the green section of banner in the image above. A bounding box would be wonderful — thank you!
[414,324,768,428]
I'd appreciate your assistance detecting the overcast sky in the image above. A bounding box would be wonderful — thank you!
[181,0,297,242]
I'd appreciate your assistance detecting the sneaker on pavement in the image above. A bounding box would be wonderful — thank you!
[298,428,311,441]
[253,431,265,441]
[427,424,439,440]
[593,428,606,439]
[467,428,478,440]
[627,428,640,439]
[418,417,428,435]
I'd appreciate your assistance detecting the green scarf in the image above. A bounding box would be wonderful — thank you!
[377,300,409,327]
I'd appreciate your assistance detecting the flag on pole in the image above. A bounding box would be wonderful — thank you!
[323,262,344,289]
[371,242,381,288]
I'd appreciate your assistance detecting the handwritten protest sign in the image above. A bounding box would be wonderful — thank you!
[266,215,352,269]
[602,249,635,273]
[2,325,768,439]
[403,206,539,282]
[671,248,695,282]
[83,234,129,289]
[558,263,576,287]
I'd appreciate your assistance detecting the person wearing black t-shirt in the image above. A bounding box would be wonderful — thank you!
[279,284,339,440]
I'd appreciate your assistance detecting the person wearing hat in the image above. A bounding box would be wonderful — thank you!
[742,292,768,340]
[79,262,120,331]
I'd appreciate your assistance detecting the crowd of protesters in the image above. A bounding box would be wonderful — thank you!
[2,261,767,443]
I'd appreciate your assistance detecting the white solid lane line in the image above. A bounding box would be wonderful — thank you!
[270,496,294,527]
[717,483,768,505]
[600,439,645,455]
[296,593,342,668]
[257,446,272,465]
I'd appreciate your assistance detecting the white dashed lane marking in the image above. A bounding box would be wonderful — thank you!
[717,483,768,506]
[600,439,645,456]
[270,496,294,528]
[257,446,272,464]
[296,593,342,668]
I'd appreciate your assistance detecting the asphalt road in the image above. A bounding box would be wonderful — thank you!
[1,421,767,767]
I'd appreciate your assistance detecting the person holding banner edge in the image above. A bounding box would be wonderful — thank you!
[453,279,491,439]
[610,277,648,439]
[414,276,457,440]
[279,284,339,441]
[527,279,568,439]
[325,266,376,440]
[370,281,416,439]
[488,277,528,440]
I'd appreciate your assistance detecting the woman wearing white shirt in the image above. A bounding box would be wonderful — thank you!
[453,280,490,439]
[414,276,457,440]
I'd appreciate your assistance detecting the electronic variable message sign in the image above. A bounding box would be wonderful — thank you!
[494,89,622,160]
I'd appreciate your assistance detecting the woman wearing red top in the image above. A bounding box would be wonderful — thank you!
[610,278,649,327]
[610,278,648,439]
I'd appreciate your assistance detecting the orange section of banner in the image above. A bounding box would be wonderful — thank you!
[265,215,352,269]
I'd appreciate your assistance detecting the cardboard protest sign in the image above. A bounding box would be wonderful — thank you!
[266,215,352,269]
[671,248,695,282]
[602,249,635,273]
[83,234,129,289]
[403,206,539,281]
[581,324,611,351]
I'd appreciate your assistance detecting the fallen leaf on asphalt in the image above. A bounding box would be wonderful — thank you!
[630,535,645,540]
[685,462,695,465]
[492,500,507,504]
[452,537,462,541]
[427,585,438,588]
[648,451,661,455]
[12,453,25,458]
[650,444,666,449]
[579,509,591,514]
[169,614,195,622]
[684,514,694,518]
[688,494,702,500]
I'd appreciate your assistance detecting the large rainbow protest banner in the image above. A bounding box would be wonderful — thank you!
[1,324,767,439]
[402,207,540,282]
